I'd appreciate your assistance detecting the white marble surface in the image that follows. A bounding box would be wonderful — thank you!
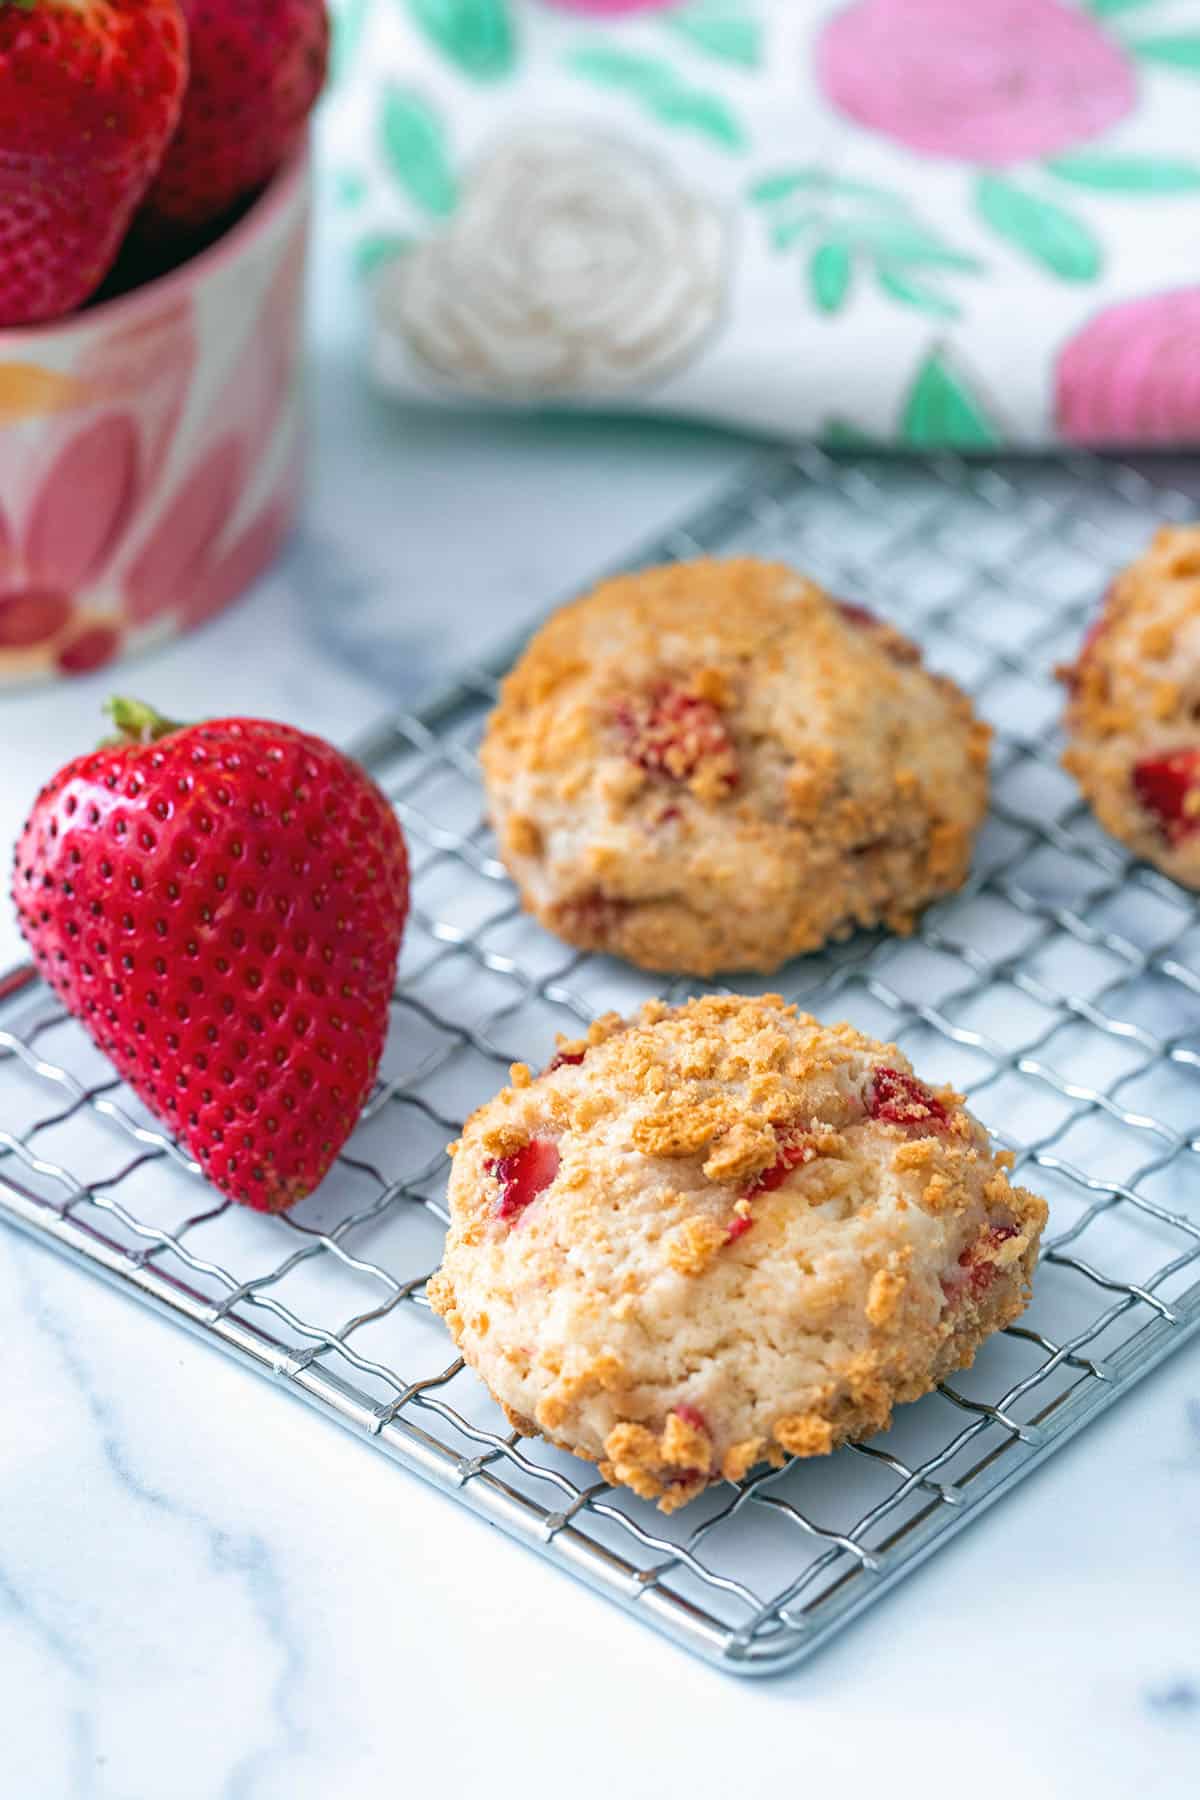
[3,198,1199,1800]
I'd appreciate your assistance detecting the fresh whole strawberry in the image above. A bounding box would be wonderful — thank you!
[0,0,189,327]
[140,0,329,232]
[12,700,409,1212]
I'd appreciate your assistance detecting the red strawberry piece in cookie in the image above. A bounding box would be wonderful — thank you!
[961,1222,1022,1296]
[731,1128,820,1242]
[551,888,631,951]
[1132,750,1200,845]
[615,682,739,790]
[868,1067,950,1130]
[943,1222,1024,1305]
[487,1138,560,1221]
[835,599,881,631]
[742,1132,818,1198]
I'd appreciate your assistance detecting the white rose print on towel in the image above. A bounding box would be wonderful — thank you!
[373,126,729,398]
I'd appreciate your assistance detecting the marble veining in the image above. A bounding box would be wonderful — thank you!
[4,1240,312,1799]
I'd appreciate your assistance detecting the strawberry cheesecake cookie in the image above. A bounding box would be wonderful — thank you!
[1061,526,1200,888]
[429,995,1046,1511]
[481,559,991,975]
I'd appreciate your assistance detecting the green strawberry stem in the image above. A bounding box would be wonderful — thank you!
[103,698,186,746]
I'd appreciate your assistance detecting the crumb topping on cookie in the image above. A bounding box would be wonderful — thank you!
[431,996,1046,1510]
[483,558,991,974]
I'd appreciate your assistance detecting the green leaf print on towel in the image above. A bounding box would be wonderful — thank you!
[1084,0,1159,16]
[749,171,902,208]
[331,0,370,84]
[820,417,883,451]
[407,0,516,82]
[810,242,852,313]
[380,86,459,216]
[567,48,746,149]
[333,168,368,209]
[974,174,1102,281]
[1046,152,1200,192]
[1128,35,1200,73]
[819,351,1004,451]
[876,269,961,318]
[354,232,415,280]
[751,168,982,319]
[900,350,1004,450]
[664,1,761,69]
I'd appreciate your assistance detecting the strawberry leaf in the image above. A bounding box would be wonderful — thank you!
[104,698,184,745]
[900,349,1004,450]
[407,0,516,82]
[1046,152,1200,192]
[379,86,458,216]
[975,174,1101,281]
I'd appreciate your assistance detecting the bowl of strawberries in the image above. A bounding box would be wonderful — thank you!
[0,0,329,687]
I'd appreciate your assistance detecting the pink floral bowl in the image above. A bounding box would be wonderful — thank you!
[0,147,309,688]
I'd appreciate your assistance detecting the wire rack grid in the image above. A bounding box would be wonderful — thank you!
[4,445,1200,1677]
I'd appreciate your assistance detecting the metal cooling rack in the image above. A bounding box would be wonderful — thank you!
[4,445,1200,1677]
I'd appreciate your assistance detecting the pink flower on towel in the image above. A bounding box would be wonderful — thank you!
[816,0,1135,165]
[1055,289,1200,446]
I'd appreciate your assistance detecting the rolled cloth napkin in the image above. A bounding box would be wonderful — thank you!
[323,0,1200,448]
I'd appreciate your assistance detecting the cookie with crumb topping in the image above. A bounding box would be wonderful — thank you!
[1060,525,1200,888]
[481,558,991,975]
[428,995,1047,1512]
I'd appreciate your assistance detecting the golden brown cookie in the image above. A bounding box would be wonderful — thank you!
[429,995,1047,1512]
[1060,525,1200,887]
[481,558,991,975]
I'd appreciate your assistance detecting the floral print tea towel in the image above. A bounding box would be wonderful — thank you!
[323,0,1200,449]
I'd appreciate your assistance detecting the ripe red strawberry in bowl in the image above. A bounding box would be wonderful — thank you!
[12,700,410,1212]
[141,0,329,233]
[0,0,189,326]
